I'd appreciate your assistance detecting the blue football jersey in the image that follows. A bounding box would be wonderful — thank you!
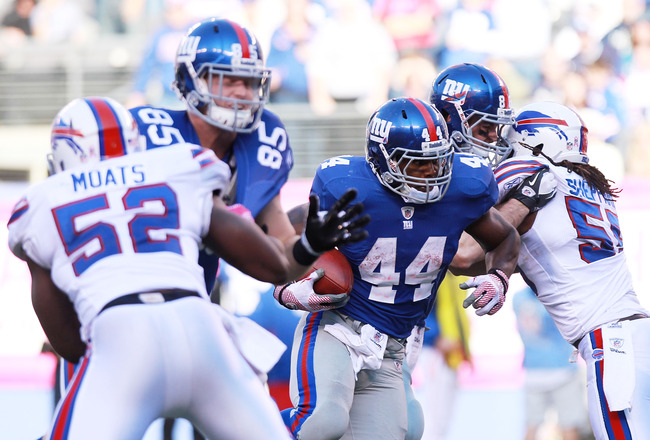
[130,106,294,292]
[311,154,497,338]
[130,106,294,218]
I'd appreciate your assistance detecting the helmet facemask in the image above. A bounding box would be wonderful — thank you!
[376,140,454,204]
[180,61,271,133]
[452,105,515,169]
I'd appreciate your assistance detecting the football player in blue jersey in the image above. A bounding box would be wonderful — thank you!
[273,97,521,440]
[129,17,361,292]
[129,18,369,439]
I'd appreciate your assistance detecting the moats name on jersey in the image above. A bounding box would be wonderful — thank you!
[70,164,146,192]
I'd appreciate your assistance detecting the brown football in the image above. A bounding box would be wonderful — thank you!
[307,248,354,295]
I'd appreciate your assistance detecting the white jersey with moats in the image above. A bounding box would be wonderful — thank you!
[8,143,229,341]
[494,155,647,344]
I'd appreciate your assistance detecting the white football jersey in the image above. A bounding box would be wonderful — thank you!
[494,156,648,344]
[8,143,231,341]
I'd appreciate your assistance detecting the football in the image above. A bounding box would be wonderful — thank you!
[308,248,354,295]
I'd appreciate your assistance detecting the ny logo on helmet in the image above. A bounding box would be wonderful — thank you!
[441,80,470,105]
[368,116,392,144]
[177,36,200,63]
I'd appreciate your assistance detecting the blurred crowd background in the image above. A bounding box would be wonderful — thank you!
[1,2,650,439]
[1,0,650,180]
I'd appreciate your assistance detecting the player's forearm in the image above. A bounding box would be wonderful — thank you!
[207,207,291,285]
[449,232,487,276]
[27,258,86,363]
[484,225,520,278]
[283,234,316,281]
[495,199,531,230]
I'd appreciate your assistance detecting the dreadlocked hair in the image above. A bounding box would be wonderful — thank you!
[559,160,621,200]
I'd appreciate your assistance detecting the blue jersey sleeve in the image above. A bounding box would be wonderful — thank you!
[233,109,294,217]
[129,106,199,150]
[447,153,498,218]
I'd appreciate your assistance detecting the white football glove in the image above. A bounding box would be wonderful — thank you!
[459,269,509,316]
[273,269,350,312]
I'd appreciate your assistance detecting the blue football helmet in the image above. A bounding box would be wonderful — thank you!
[430,63,515,168]
[173,18,271,133]
[366,97,454,204]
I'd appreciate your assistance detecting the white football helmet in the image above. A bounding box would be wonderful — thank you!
[49,97,143,174]
[503,101,589,164]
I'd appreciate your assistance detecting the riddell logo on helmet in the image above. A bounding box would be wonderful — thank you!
[369,117,392,144]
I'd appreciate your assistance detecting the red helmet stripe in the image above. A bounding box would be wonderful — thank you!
[407,98,438,140]
[52,127,84,137]
[227,20,250,58]
[517,117,568,126]
[497,75,509,108]
[86,98,125,158]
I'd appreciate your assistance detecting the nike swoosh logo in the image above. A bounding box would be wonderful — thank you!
[526,170,542,188]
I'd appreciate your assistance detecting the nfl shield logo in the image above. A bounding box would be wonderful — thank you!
[610,338,624,349]
[401,206,414,220]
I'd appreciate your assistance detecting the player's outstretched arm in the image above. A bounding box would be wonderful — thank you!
[205,198,291,285]
[455,208,520,316]
[26,256,86,363]
[258,188,370,281]
[451,169,557,274]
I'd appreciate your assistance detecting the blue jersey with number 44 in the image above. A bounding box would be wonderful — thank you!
[311,154,497,338]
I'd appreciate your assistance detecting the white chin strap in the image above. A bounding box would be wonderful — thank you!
[400,184,440,204]
[208,105,253,129]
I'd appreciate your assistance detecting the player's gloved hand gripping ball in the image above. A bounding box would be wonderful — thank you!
[275,248,354,312]
[460,268,509,316]
[274,269,351,312]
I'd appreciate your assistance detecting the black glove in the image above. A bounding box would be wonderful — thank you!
[293,188,370,265]
[510,168,557,213]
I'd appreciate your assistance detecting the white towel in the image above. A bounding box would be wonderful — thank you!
[405,326,425,370]
[324,322,387,378]
[212,305,287,376]
[602,321,635,411]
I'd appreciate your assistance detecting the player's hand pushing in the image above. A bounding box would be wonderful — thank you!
[293,188,370,266]
[511,168,557,213]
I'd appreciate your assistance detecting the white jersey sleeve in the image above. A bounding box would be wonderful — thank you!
[493,156,551,203]
[7,142,230,341]
[495,156,647,344]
